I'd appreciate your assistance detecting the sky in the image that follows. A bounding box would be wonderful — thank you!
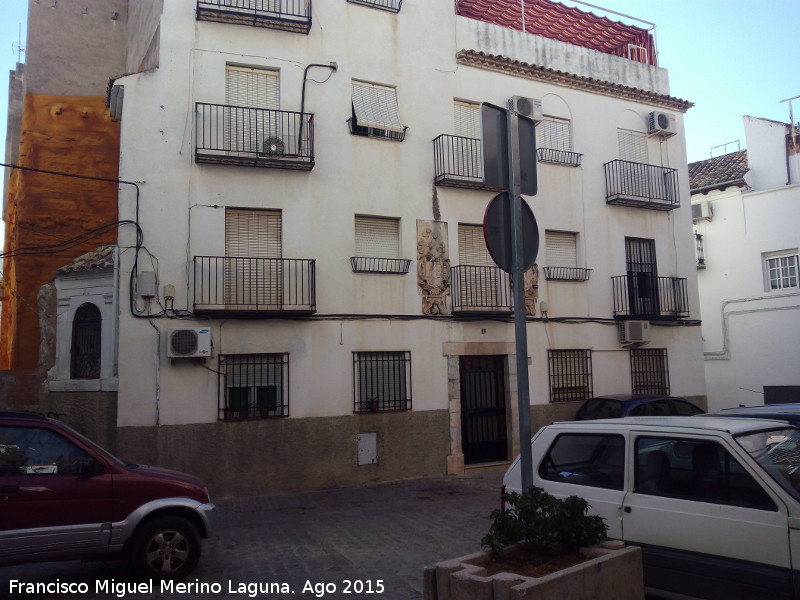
[0,0,799,169]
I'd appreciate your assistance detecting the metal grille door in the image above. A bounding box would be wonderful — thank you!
[625,237,658,316]
[460,355,507,465]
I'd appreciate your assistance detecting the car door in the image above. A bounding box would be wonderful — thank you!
[621,433,793,600]
[0,424,113,559]
[534,431,629,539]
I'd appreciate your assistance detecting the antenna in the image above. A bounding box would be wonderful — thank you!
[13,23,25,63]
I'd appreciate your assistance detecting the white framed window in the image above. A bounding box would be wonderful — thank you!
[350,80,406,139]
[764,250,799,291]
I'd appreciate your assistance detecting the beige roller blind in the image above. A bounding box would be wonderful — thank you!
[355,216,400,258]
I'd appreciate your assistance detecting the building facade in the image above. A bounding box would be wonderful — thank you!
[691,115,800,411]
[6,0,705,497]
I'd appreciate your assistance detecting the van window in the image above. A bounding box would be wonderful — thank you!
[539,433,625,490]
[635,436,777,511]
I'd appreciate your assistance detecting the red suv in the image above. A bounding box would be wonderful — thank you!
[0,412,215,579]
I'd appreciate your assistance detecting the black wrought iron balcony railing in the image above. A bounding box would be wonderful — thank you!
[347,118,407,142]
[537,147,583,167]
[432,134,503,191]
[450,265,513,314]
[612,275,689,320]
[195,103,314,170]
[196,0,312,34]
[543,266,592,281]
[347,0,402,12]
[604,160,680,210]
[194,256,316,315]
[350,257,412,274]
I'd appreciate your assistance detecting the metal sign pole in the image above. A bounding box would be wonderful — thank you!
[506,99,534,492]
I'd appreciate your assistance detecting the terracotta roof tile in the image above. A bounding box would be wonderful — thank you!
[456,0,656,66]
[688,150,748,193]
[57,245,116,275]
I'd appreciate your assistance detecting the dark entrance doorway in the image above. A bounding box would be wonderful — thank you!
[460,355,508,464]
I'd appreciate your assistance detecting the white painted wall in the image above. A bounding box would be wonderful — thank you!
[114,0,704,427]
[694,116,800,411]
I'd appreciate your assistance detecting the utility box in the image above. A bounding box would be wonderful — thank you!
[357,433,377,465]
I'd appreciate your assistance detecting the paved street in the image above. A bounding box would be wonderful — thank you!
[1,471,503,600]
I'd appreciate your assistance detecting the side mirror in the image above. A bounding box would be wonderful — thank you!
[79,457,105,477]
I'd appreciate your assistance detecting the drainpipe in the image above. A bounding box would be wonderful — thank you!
[298,63,337,156]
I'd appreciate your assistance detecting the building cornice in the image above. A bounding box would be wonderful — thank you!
[456,49,694,113]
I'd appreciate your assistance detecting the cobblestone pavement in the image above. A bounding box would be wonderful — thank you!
[1,471,503,600]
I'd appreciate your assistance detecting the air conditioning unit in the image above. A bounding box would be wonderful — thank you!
[647,111,677,137]
[619,320,651,345]
[167,328,212,359]
[511,96,543,122]
[691,201,713,222]
[260,136,286,157]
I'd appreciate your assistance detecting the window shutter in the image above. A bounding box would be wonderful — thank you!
[545,231,578,268]
[225,65,279,109]
[454,100,480,138]
[225,209,282,258]
[351,80,404,133]
[458,224,492,266]
[618,130,649,163]
[539,118,572,152]
[355,216,400,258]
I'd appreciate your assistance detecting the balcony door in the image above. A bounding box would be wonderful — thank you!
[458,224,504,310]
[225,65,280,155]
[225,209,282,309]
[625,237,658,316]
[453,100,482,181]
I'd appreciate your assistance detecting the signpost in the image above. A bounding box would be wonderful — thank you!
[481,100,538,492]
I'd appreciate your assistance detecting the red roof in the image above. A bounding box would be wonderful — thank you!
[455,0,657,66]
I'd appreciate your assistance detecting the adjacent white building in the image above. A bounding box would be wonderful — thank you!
[39,0,704,496]
[691,115,800,412]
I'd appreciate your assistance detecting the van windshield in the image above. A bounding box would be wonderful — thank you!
[736,428,800,501]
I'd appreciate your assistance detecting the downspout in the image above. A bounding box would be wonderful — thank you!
[298,63,337,156]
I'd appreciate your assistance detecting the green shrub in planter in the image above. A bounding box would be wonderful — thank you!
[481,486,608,560]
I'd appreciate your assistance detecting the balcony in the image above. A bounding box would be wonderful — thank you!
[350,257,412,274]
[347,0,402,12]
[196,0,312,34]
[543,267,592,282]
[612,275,689,320]
[537,147,583,168]
[433,135,503,191]
[347,118,407,142]
[450,265,512,315]
[604,160,679,210]
[194,256,316,316]
[195,103,314,170]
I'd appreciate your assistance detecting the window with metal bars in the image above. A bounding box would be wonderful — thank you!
[219,353,289,419]
[547,350,593,402]
[70,303,101,380]
[630,348,670,397]
[353,351,412,412]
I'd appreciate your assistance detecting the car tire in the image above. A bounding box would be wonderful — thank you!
[130,515,201,580]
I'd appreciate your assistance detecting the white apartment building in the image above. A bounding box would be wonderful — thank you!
[57,0,705,496]
[691,115,800,412]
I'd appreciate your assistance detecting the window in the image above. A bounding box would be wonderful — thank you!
[351,216,410,273]
[225,208,282,306]
[635,436,777,510]
[353,351,411,412]
[548,350,593,402]
[538,433,625,490]
[454,100,480,139]
[630,348,670,396]
[618,129,649,164]
[220,354,289,419]
[71,303,101,380]
[0,427,93,476]
[764,250,798,290]
[349,80,407,140]
[537,118,581,166]
[543,231,590,281]
[225,65,281,154]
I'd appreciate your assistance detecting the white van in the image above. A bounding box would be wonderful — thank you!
[503,416,800,600]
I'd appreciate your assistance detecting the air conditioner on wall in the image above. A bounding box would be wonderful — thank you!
[511,96,543,122]
[167,328,212,359]
[647,111,677,137]
[691,201,713,222]
[619,321,651,345]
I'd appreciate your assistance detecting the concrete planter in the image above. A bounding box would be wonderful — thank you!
[423,542,644,600]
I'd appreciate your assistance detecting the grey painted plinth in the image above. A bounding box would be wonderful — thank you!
[423,543,644,600]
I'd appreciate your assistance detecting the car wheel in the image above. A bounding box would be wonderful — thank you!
[131,516,201,580]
